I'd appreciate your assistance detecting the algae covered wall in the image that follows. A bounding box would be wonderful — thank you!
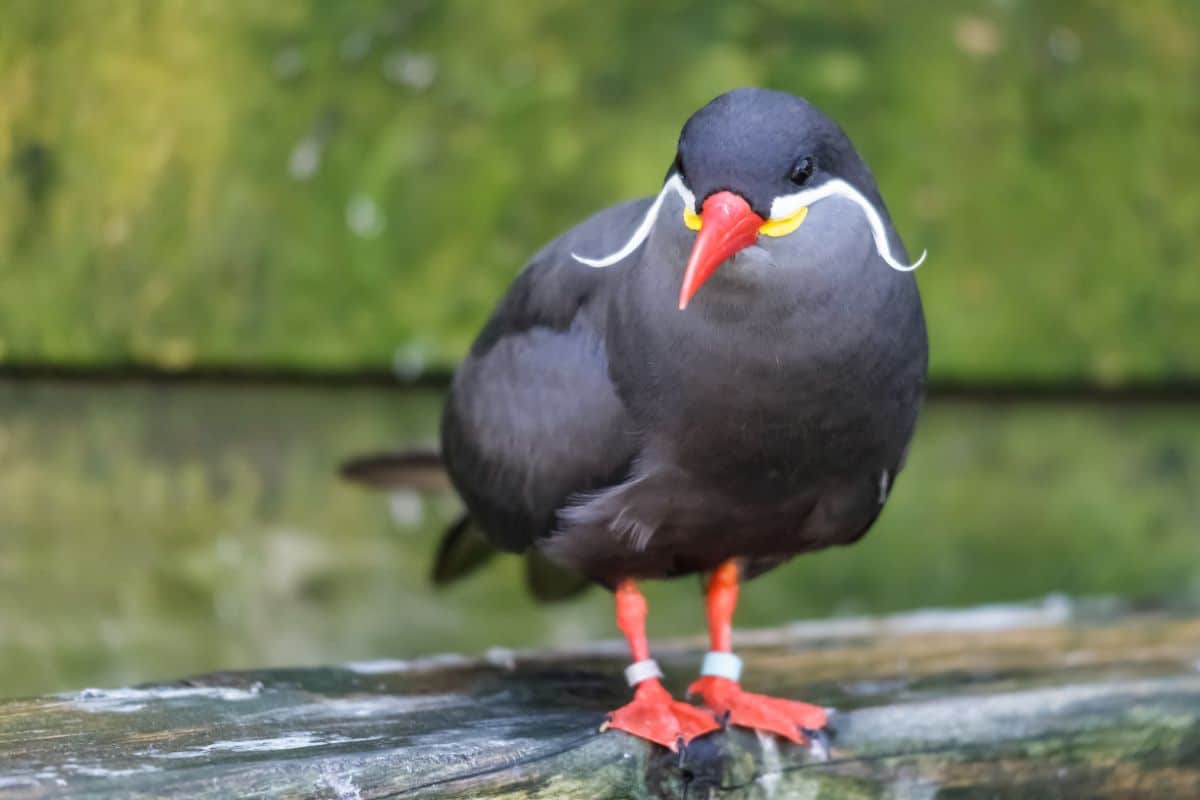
[2,0,1198,381]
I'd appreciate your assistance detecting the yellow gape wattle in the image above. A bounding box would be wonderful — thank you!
[682,205,808,237]
[759,206,808,237]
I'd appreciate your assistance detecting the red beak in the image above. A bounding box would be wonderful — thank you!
[678,191,765,310]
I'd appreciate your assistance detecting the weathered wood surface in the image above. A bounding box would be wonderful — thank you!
[1,600,1199,798]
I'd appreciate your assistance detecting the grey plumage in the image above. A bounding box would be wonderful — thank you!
[348,88,928,595]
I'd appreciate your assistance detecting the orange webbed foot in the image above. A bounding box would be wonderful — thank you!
[603,679,721,751]
[688,675,828,744]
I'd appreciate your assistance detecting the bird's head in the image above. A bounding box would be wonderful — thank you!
[573,88,924,309]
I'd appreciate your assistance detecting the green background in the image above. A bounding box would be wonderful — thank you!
[2,0,1198,381]
[1,1,1199,699]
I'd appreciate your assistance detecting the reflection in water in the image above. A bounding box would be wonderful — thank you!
[0,380,1196,697]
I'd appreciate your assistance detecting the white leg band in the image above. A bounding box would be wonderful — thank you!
[700,651,743,682]
[624,658,663,687]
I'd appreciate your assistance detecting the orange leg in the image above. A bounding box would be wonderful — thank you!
[602,579,720,751]
[688,561,828,743]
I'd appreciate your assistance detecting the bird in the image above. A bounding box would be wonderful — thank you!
[343,87,928,752]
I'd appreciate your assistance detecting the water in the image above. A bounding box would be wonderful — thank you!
[0,380,1197,698]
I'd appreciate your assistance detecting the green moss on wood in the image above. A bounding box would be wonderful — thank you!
[0,613,1198,797]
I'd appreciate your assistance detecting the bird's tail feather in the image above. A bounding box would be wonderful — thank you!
[524,549,592,602]
[435,516,589,601]
[339,449,451,491]
[432,514,499,585]
[340,448,591,602]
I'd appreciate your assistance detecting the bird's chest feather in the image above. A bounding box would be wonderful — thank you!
[544,268,923,583]
[608,261,924,494]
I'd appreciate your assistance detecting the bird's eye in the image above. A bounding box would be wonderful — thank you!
[789,156,814,186]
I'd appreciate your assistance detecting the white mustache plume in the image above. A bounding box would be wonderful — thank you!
[571,174,696,268]
[571,173,926,273]
[769,179,926,272]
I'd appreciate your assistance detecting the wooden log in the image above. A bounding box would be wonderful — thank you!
[1,600,1198,798]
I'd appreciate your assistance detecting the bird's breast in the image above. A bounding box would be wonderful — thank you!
[608,262,926,495]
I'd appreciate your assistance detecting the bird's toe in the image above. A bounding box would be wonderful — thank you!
[604,679,721,751]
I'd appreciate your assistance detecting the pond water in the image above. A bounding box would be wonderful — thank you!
[0,380,1197,698]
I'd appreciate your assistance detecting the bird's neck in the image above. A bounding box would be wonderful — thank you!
[610,230,885,380]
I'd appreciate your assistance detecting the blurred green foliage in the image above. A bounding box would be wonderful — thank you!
[1,0,1198,381]
[0,382,1196,698]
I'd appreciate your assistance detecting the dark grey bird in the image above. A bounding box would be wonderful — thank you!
[343,88,928,751]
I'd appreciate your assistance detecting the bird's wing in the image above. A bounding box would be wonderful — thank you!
[441,197,653,553]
